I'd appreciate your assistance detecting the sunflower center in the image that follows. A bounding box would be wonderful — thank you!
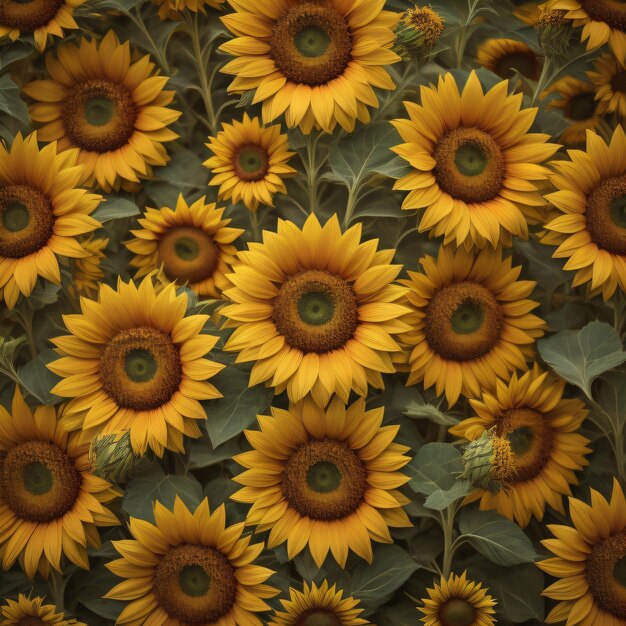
[493,50,540,81]
[63,79,137,153]
[17,619,47,626]
[439,598,477,626]
[153,544,237,624]
[0,185,54,258]
[99,326,182,410]
[434,128,505,203]
[0,441,81,522]
[586,174,626,255]
[424,282,503,361]
[270,3,352,86]
[157,226,219,285]
[282,439,367,520]
[586,531,626,619]
[233,144,269,182]
[272,270,359,353]
[0,0,63,32]
[295,610,342,626]
[565,92,597,121]
[611,70,626,93]
[580,0,626,31]
[496,408,552,482]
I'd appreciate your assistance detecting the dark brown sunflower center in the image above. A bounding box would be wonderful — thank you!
[585,174,626,255]
[424,281,503,361]
[295,610,343,626]
[157,226,219,285]
[439,598,477,626]
[565,92,597,121]
[433,127,505,203]
[63,79,137,153]
[495,408,552,482]
[99,326,182,410]
[153,544,237,624]
[272,270,359,353]
[270,2,352,86]
[0,440,81,522]
[586,531,626,619]
[17,618,47,626]
[282,438,367,520]
[0,184,54,258]
[493,49,540,81]
[611,69,626,93]
[0,0,63,32]
[233,144,269,182]
[580,0,626,32]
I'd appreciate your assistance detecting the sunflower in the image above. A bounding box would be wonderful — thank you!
[106,497,277,626]
[588,53,626,117]
[232,397,412,567]
[153,0,223,20]
[476,38,542,81]
[221,213,411,406]
[542,127,626,300]
[547,0,626,63]
[419,572,497,626]
[545,76,602,145]
[126,195,243,298]
[400,245,546,407]
[450,365,591,527]
[0,133,101,310]
[391,71,558,250]
[513,2,544,25]
[67,236,108,301]
[204,114,297,212]
[0,594,85,626]
[538,478,626,625]
[219,0,401,133]
[48,277,224,457]
[23,31,181,192]
[0,386,119,578]
[269,581,368,626]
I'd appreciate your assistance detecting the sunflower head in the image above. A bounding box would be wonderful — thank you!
[588,53,626,117]
[476,38,541,82]
[394,6,445,62]
[0,594,86,626]
[66,236,108,301]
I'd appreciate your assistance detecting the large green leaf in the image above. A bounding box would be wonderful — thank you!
[393,384,459,426]
[18,348,62,405]
[407,442,463,495]
[424,480,471,510]
[0,74,29,127]
[92,196,141,223]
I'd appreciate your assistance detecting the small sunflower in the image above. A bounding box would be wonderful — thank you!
[547,0,626,63]
[542,126,626,300]
[219,0,401,133]
[126,195,243,298]
[221,213,411,406]
[0,132,101,310]
[391,71,558,250]
[48,277,224,457]
[23,31,181,192]
[588,53,626,117]
[0,594,85,626]
[545,76,602,145]
[0,386,119,578]
[204,114,297,212]
[400,245,546,407]
[232,397,412,567]
[269,581,368,626]
[419,572,497,626]
[538,478,626,625]
[476,38,542,81]
[67,236,108,301]
[450,365,591,527]
[106,497,277,626]
[514,2,544,25]
[153,0,223,20]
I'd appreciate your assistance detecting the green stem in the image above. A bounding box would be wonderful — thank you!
[454,0,480,67]
[131,8,170,72]
[12,304,37,360]
[249,209,261,242]
[304,131,321,214]
[440,504,457,578]
[342,187,356,230]
[48,569,66,612]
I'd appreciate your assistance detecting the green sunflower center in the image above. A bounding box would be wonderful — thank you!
[439,598,476,626]
[85,96,116,127]
[23,461,53,495]
[0,0,63,32]
[580,0,626,32]
[298,291,335,326]
[125,348,158,383]
[295,26,331,57]
[307,461,342,493]
[493,50,540,81]
[233,144,269,182]
[450,301,484,334]
[454,143,488,176]
[179,565,211,597]
[566,92,597,121]
[586,531,626,619]
[174,237,200,261]
[2,202,29,232]
[506,426,534,456]
[157,226,218,285]
[295,610,342,626]
[586,174,626,255]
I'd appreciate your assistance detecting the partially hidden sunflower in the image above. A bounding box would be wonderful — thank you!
[67,236,109,301]
[204,114,297,212]
[48,277,224,457]
[23,31,181,192]
[269,581,368,626]
[219,0,401,133]
[542,126,626,300]
[538,478,626,625]
[400,245,546,407]
[588,53,626,117]
[513,2,544,25]
[106,497,277,626]
[0,386,119,578]
[153,0,223,20]
[126,195,243,298]
[391,71,558,250]
[547,0,626,63]
[232,397,412,567]
[419,572,497,626]
[0,132,101,310]
[0,595,85,626]
[221,213,411,406]
[450,365,591,527]
[476,38,542,81]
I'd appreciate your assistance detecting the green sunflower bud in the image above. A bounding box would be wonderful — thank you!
[89,431,139,484]
[394,6,445,64]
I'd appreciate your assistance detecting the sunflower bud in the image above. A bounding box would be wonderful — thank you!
[89,431,139,484]
[394,6,445,64]
[536,7,571,61]
[460,429,517,493]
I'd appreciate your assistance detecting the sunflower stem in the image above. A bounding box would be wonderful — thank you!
[130,7,170,73]
[440,504,457,578]
[249,209,261,242]
[12,303,37,360]
[304,130,322,214]
[48,569,66,612]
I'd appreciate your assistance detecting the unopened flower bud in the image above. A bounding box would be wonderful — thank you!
[89,431,139,484]
[394,6,445,64]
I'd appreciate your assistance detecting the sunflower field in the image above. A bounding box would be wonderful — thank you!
[1,0,626,624]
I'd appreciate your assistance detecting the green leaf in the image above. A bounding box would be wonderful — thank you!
[92,197,141,223]
[538,321,626,398]
[424,479,471,510]
[597,370,626,430]
[458,509,537,566]
[75,562,124,620]
[392,385,459,425]
[187,437,241,469]
[0,74,29,127]
[84,0,143,13]
[29,280,61,309]
[0,40,34,71]
[0,335,26,380]
[18,348,62,405]
[407,443,463,495]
